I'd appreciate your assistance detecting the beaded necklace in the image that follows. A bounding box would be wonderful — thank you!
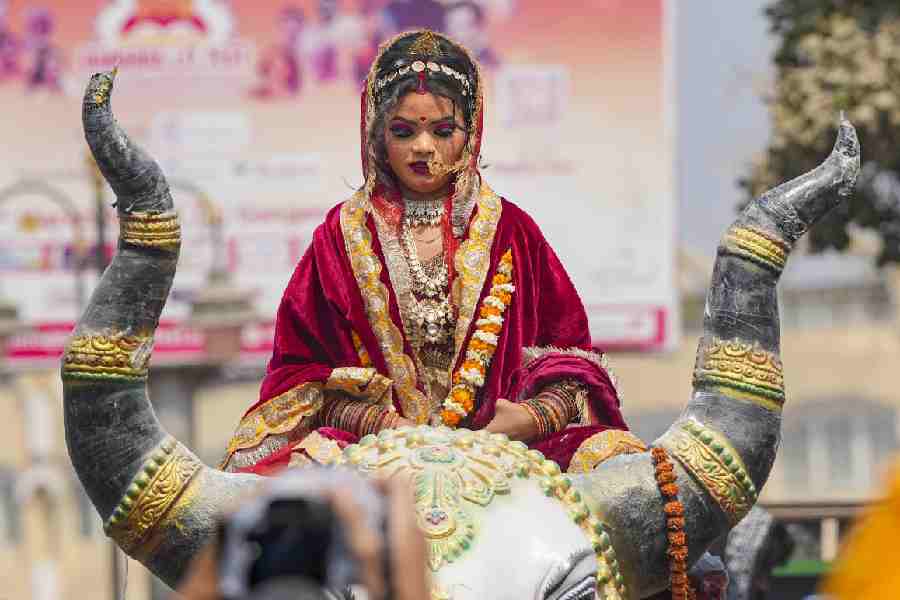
[400,223,454,346]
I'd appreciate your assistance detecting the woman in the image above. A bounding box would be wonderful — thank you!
[222,29,627,475]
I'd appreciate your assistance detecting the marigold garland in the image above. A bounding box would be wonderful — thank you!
[651,446,696,600]
[441,249,514,426]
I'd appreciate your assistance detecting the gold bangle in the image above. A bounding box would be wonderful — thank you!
[693,336,785,411]
[119,211,181,253]
[62,332,153,382]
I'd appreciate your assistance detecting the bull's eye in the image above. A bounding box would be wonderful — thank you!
[557,576,596,600]
[541,548,595,600]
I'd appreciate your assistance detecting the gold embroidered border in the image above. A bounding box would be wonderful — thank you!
[693,337,785,411]
[659,420,757,525]
[449,184,503,375]
[723,226,788,273]
[341,193,429,423]
[326,366,393,405]
[223,382,324,459]
[119,211,181,253]
[351,330,373,367]
[568,430,647,474]
[294,430,344,465]
[105,436,201,554]
[62,332,153,381]
[369,208,438,407]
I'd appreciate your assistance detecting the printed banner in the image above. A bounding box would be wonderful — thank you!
[0,0,676,365]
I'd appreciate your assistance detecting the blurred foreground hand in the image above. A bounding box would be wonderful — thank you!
[176,471,428,600]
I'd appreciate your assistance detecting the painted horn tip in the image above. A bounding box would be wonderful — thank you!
[832,117,860,197]
[83,69,118,108]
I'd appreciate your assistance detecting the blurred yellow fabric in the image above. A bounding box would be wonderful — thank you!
[823,460,900,599]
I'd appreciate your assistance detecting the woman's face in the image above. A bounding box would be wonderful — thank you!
[384,91,467,198]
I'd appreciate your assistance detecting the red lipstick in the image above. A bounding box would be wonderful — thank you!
[409,161,430,175]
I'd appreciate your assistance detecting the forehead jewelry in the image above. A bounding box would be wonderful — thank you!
[376,60,472,98]
[408,30,444,58]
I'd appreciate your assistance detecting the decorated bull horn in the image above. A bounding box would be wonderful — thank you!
[65,71,261,587]
[573,116,860,598]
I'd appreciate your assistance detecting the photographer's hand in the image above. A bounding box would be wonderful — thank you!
[330,475,428,600]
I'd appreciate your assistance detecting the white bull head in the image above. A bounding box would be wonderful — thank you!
[337,426,621,600]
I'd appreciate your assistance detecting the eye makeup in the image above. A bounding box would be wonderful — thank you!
[434,122,457,138]
[389,121,414,138]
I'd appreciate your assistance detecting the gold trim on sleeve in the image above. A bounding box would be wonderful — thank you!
[295,430,344,465]
[326,366,393,405]
[568,430,648,474]
[222,382,324,460]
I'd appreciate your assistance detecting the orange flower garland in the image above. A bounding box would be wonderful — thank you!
[651,446,696,600]
[441,249,514,426]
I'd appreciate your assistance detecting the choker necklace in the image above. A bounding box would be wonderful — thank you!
[404,197,445,228]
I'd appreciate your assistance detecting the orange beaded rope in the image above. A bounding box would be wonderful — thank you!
[651,446,696,600]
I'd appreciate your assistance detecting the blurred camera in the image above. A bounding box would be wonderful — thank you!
[215,468,388,600]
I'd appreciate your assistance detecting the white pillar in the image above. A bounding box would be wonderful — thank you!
[807,420,830,498]
[850,414,873,496]
[821,517,840,562]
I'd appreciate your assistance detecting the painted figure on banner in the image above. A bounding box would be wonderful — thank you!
[221,30,628,476]
[252,5,305,99]
[0,0,19,83]
[380,0,447,35]
[445,1,500,69]
[298,0,366,84]
[23,7,62,93]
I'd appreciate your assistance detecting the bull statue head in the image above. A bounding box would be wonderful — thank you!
[64,71,860,599]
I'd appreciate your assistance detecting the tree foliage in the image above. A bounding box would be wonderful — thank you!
[744,0,900,264]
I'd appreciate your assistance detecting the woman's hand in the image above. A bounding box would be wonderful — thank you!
[383,414,415,431]
[485,398,539,442]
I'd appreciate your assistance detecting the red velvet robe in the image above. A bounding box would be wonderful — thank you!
[221,182,626,474]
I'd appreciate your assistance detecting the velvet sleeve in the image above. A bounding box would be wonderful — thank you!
[507,238,627,469]
[221,222,389,471]
[258,237,357,403]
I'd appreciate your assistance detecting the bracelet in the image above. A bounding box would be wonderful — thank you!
[521,399,548,440]
[651,446,695,600]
